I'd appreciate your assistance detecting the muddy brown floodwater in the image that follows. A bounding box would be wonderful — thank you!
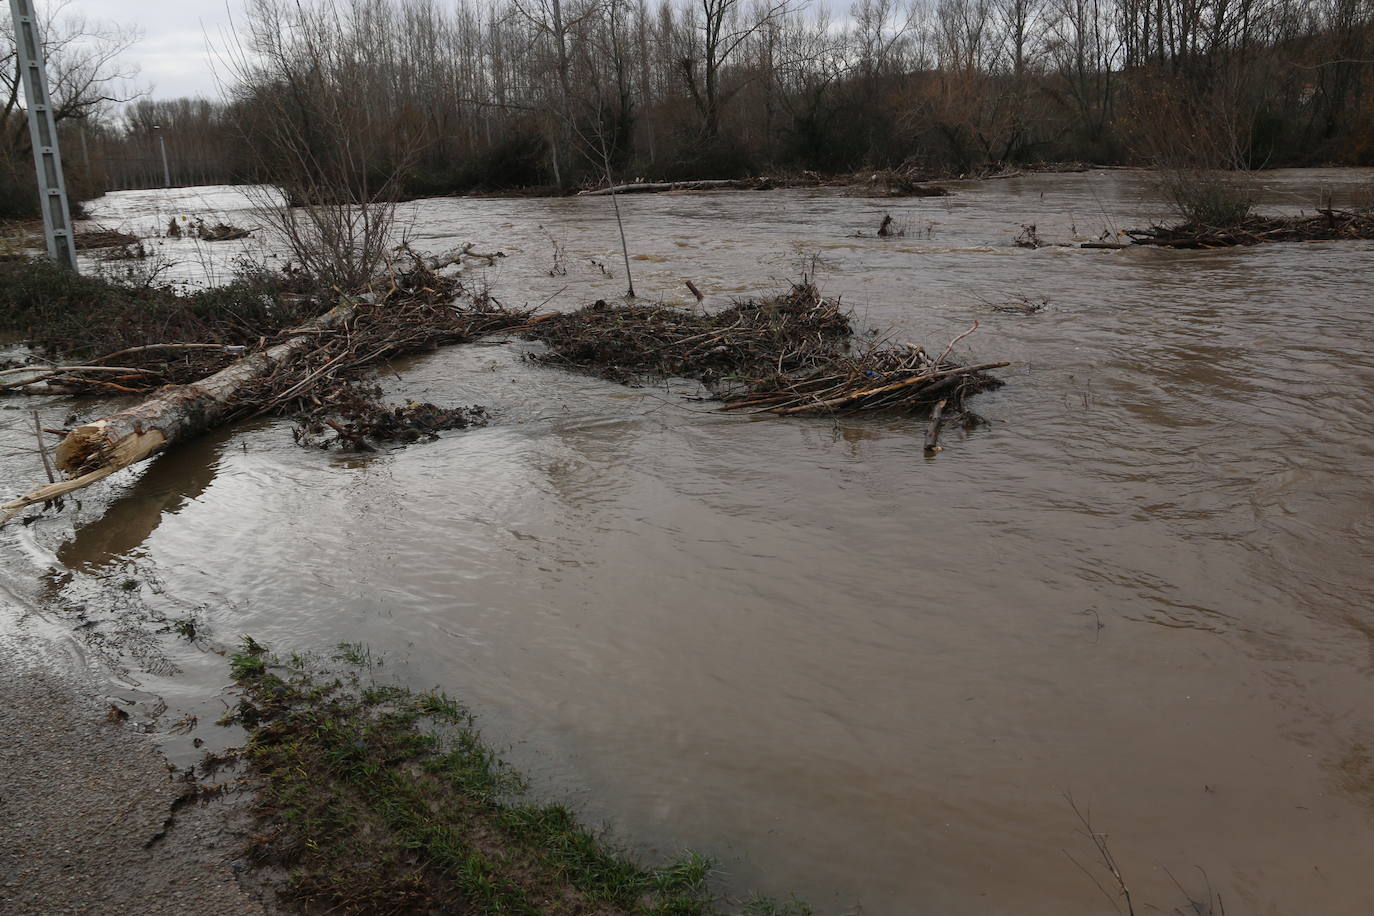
[3,169,1374,914]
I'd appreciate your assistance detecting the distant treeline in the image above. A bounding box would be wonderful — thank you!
[7,0,1374,211]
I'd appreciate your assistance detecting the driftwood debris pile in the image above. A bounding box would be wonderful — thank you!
[527,283,1007,417]
[73,228,141,250]
[166,218,253,241]
[1,258,529,523]
[224,260,528,426]
[854,168,951,199]
[1127,208,1374,248]
[3,262,1008,526]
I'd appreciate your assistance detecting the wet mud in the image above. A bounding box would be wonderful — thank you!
[0,638,277,916]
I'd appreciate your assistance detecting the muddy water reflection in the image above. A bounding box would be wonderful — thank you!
[6,170,1374,914]
[58,428,227,572]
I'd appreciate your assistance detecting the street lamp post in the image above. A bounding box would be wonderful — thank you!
[152,124,171,188]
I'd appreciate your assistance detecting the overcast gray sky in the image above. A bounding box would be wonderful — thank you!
[58,0,235,100]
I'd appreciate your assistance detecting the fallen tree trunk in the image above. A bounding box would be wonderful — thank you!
[0,299,360,525]
[579,179,762,196]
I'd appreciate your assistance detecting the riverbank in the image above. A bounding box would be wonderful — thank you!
[220,639,806,914]
[0,636,276,916]
[0,619,808,914]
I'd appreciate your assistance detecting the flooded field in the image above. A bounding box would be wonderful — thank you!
[3,169,1374,914]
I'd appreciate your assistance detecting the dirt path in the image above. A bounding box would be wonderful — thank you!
[0,637,275,916]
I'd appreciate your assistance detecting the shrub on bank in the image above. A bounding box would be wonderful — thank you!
[1159,169,1254,227]
[0,257,322,360]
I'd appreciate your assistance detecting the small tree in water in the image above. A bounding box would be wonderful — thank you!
[1158,171,1254,227]
[1131,75,1256,228]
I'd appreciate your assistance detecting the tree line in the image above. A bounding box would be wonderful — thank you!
[4,0,1373,213]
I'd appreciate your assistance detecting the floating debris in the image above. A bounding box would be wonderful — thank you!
[73,228,140,250]
[293,388,489,450]
[990,295,1048,314]
[1126,208,1374,248]
[527,283,1007,417]
[196,221,252,241]
[853,168,951,198]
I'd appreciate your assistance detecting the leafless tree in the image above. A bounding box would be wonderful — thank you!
[75,0,1374,199]
[682,0,797,137]
[1,1,141,148]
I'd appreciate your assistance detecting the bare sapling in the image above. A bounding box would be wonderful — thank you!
[219,0,417,292]
[605,160,636,299]
[578,115,636,299]
[568,0,637,299]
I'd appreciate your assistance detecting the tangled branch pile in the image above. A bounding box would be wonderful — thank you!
[527,283,849,384]
[73,229,141,250]
[527,283,1007,416]
[2,257,532,524]
[166,217,252,241]
[1127,208,1374,248]
[232,261,522,449]
[224,260,529,429]
[2,255,526,446]
[3,262,1008,527]
[852,167,952,198]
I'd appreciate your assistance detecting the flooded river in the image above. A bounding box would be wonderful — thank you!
[3,170,1373,914]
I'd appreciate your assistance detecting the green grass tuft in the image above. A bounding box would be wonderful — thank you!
[223,641,793,914]
[739,895,814,915]
[332,641,376,668]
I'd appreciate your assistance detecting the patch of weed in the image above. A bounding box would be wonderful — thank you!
[332,641,375,668]
[228,635,268,680]
[0,256,321,371]
[740,896,813,915]
[223,640,792,914]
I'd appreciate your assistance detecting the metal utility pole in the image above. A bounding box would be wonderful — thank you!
[9,0,77,271]
[153,124,171,187]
